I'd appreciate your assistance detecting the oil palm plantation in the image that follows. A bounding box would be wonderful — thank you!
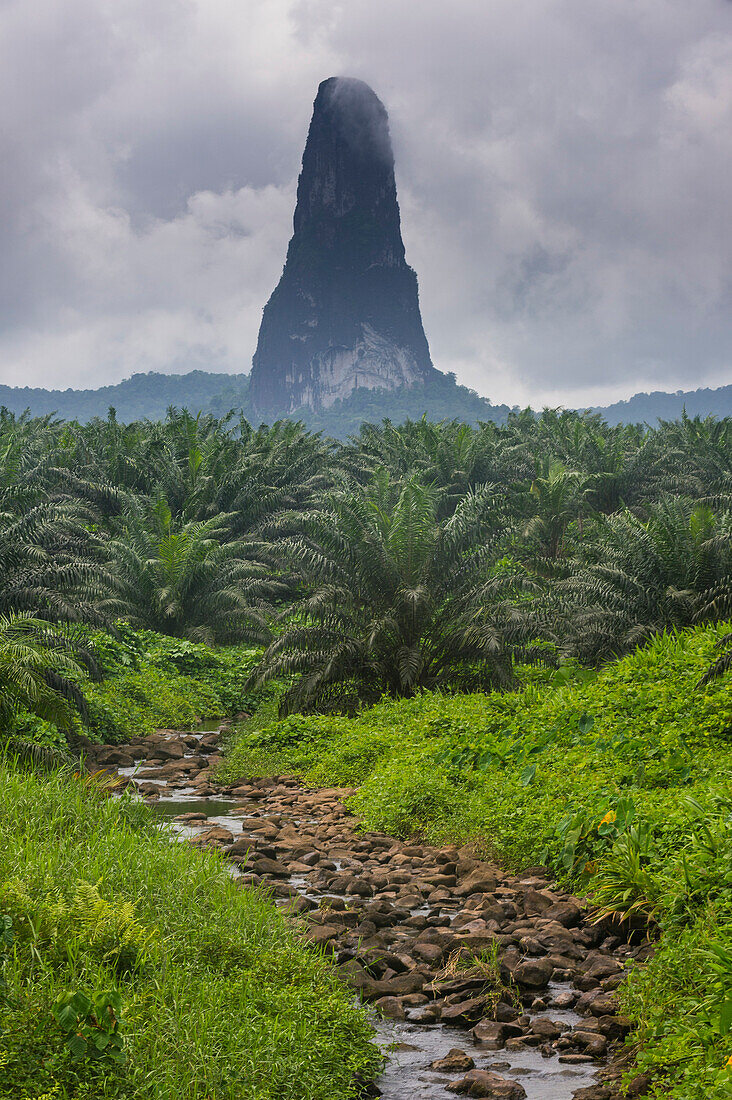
[0,612,88,731]
[253,473,537,714]
[0,500,110,626]
[557,499,732,663]
[104,501,279,644]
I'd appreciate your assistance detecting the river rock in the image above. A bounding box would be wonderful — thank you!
[431,1048,475,1072]
[374,996,405,1020]
[512,958,553,988]
[471,1020,506,1049]
[194,826,233,845]
[148,741,185,761]
[446,1069,527,1098]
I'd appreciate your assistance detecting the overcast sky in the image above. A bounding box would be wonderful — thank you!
[1,0,731,407]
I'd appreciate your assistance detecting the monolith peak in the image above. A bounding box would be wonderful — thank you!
[250,76,436,418]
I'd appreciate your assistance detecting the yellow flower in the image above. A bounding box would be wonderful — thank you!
[584,861,598,875]
[726,1053,732,1068]
[599,810,616,826]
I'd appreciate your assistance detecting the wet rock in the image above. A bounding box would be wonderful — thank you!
[494,1000,520,1022]
[471,1020,506,1049]
[588,993,620,1016]
[247,856,289,877]
[94,747,136,767]
[447,1069,527,1097]
[412,941,447,965]
[504,1037,527,1052]
[572,1087,613,1100]
[577,955,623,990]
[406,1003,440,1023]
[522,889,554,916]
[595,1014,631,1040]
[440,996,489,1024]
[457,868,499,897]
[193,826,234,846]
[529,1016,564,1040]
[304,924,342,950]
[383,970,429,995]
[571,1030,608,1057]
[431,1048,475,1073]
[512,957,553,989]
[373,996,405,1020]
[148,742,185,761]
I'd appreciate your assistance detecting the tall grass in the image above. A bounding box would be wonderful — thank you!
[0,763,381,1099]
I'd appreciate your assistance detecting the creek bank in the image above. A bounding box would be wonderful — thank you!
[86,727,654,1100]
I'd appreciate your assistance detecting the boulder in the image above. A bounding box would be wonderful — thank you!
[430,1049,475,1073]
[446,1069,527,1098]
[512,957,553,989]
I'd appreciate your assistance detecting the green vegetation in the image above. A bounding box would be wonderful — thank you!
[220,622,732,1098]
[254,475,534,713]
[105,503,275,644]
[7,366,732,435]
[8,626,266,749]
[0,764,380,1099]
[3,403,732,1095]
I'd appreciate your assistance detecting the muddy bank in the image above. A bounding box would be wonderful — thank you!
[86,727,653,1100]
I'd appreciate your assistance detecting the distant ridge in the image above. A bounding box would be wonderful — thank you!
[590,384,732,426]
[1,369,731,436]
[0,369,509,437]
[0,371,251,424]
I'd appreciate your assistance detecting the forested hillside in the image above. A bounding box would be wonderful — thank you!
[3,366,732,434]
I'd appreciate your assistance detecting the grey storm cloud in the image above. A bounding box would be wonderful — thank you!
[0,0,730,406]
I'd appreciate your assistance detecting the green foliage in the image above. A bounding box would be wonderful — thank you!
[52,988,124,1064]
[621,918,732,1099]
[253,473,539,713]
[0,762,381,1099]
[0,612,89,732]
[556,498,732,662]
[222,621,732,1099]
[0,878,156,976]
[84,665,222,742]
[0,916,12,1004]
[104,501,277,644]
[8,624,269,746]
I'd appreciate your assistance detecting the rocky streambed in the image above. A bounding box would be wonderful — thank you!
[86,726,654,1100]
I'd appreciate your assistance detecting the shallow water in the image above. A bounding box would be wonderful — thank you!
[155,797,239,818]
[197,719,224,732]
[373,1019,598,1100]
[150,792,604,1100]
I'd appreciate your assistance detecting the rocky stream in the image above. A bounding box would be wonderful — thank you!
[85,724,654,1100]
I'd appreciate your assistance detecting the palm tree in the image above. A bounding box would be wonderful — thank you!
[104,500,279,644]
[656,412,732,503]
[345,418,501,516]
[522,460,584,560]
[0,500,110,626]
[557,499,732,663]
[0,612,88,731]
[252,473,537,714]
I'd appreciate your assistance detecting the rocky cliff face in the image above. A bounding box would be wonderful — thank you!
[250,77,435,418]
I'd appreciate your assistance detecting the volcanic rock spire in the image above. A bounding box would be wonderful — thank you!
[250,77,435,418]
